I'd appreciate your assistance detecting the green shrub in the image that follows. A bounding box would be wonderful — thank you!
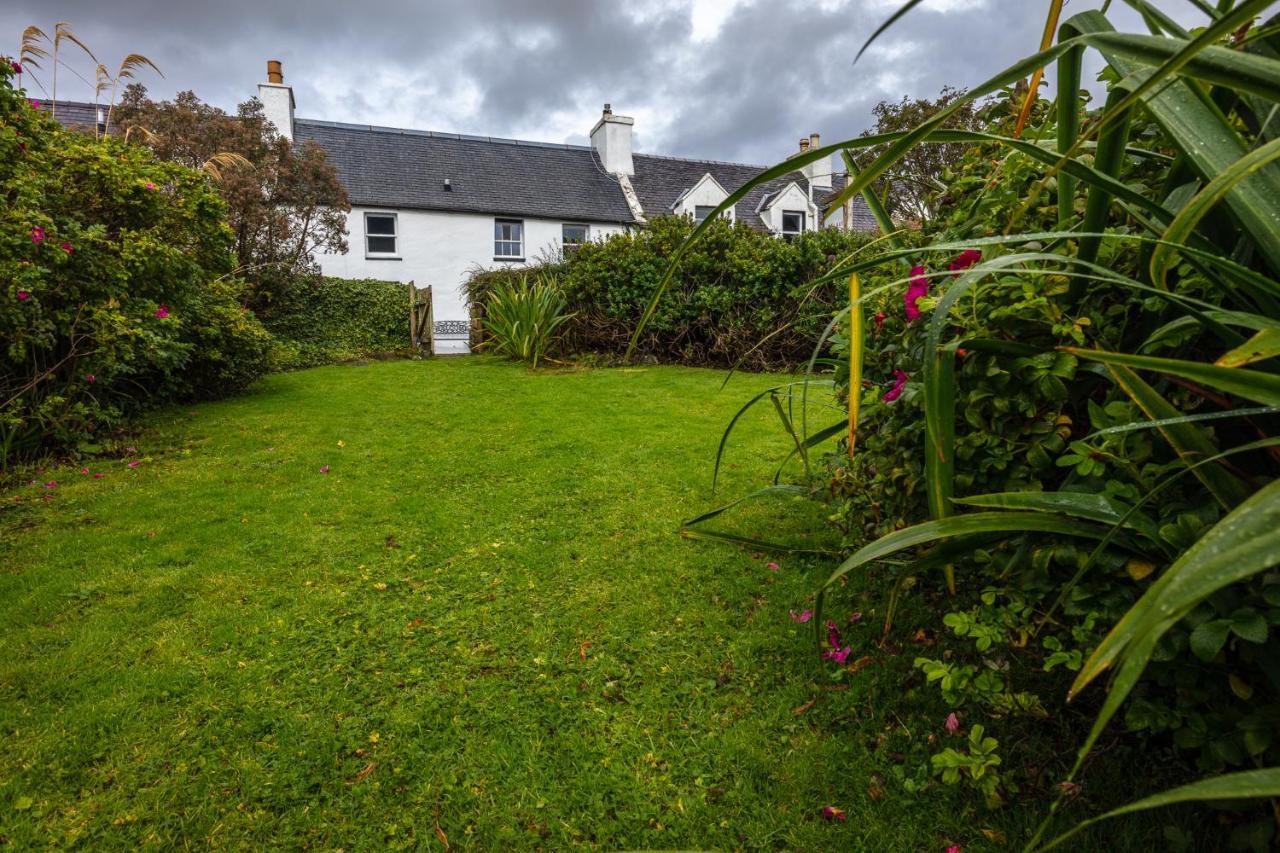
[263,276,408,369]
[467,217,872,369]
[479,274,571,367]
[672,2,1280,838]
[0,61,271,466]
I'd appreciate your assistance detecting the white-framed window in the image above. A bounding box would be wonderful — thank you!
[494,219,524,259]
[781,210,805,239]
[562,223,589,253]
[693,205,719,223]
[364,212,398,257]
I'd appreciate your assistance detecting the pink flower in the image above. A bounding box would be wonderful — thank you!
[30,226,45,244]
[945,712,960,734]
[821,806,847,822]
[60,241,73,253]
[846,612,863,625]
[92,473,106,479]
[16,290,30,301]
[145,182,157,190]
[80,468,90,475]
[883,370,909,403]
[948,249,982,276]
[823,620,852,663]
[873,311,887,334]
[127,460,141,468]
[28,98,40,109]
[790,609,813,623]
[946,846,962,853]
[319,465,330,473]
[154,304,170,319]
[85,374,96,383]
[904,265,929,321]
[42,480,57,490]
[11,61,22,74]
[766,561,780,572]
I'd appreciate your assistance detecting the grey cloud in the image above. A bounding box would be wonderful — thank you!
[2,0,1205,166]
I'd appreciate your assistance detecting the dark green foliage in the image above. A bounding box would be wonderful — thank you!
[262,277,409,369]
[0,61,271,467]
[468,216,873,369]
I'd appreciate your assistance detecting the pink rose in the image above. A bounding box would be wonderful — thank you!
[85,374,96,383]
[30,226,45,244]
[945,712,960,734]
[16,290,30,301]
[904,265,929,321]
[948,249,981,276]
[154,304,170,319]
[60,241,73,253]
[883,370,909,403]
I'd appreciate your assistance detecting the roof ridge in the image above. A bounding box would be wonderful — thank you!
[296,118,792,172]
[633,151,774,171]
[295,117,596,152]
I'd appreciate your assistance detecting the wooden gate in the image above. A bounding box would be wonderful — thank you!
[408,281,434,355]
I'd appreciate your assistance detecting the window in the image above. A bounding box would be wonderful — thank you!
[562,223,588,253]
[364,212,398,257]
[495,219,524,259]
[693,205,718,223]
[781,210,805,239]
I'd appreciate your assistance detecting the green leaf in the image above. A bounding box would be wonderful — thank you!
[955,491,1162,546]
[1102,364,1252,510]
[1151,136,1280,288]
[1230,608,1268,643]
[1067,348,1280,408]
[682,484,812,528]
[1217,328,1280,368]
[1037,768,1280,852]
[1067,8,1280,277]
[819,512,1121,595]
[1071,479,1280,775]
[1189,619,1230,661]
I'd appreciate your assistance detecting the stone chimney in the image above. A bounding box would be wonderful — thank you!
[258,59,295,142]
[801,130,832,191]
[590,103,634,176]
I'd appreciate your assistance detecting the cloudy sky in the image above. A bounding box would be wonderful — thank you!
[6,1,1200,166]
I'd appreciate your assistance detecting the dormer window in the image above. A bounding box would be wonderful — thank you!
[694,205,719,224]
[781,210,805,239]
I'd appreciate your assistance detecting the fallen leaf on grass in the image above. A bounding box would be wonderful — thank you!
[980,828,1007,844]
[579,641,592,661]
[847,656,876,675]
[792,699,816,715]
[350,761,377,784]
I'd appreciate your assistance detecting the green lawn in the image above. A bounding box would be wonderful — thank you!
[0,359,1172,850]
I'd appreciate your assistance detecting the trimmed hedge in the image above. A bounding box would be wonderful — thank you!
[467,216,875,370]
[264,277,409,368]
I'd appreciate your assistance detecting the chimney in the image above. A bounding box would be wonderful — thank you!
[798,137,810,153]
[801,130,832,191]
[257,59,295,142]
[590,103,634,176]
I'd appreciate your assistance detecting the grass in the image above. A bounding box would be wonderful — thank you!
[0,359,1187,850]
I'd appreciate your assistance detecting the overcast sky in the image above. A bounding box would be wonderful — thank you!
[6,1,1203,166]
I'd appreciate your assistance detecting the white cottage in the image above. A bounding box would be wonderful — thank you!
[261,62,877,353]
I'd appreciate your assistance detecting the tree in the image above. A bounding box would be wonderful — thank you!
[855,86,991,223]
[114,86,350,314]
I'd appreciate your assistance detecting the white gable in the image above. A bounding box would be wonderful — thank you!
[671,173,735,223]
[756,181,816,235]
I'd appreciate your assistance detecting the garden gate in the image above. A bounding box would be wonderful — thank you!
[408,281,434,355]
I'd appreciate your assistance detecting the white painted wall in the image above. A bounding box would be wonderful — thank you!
[317,208,626,354]
[672,174,735,222]
[759,182,817,234]
[257,82,294,142]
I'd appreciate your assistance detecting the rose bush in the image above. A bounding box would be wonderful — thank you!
[1,61,271,466]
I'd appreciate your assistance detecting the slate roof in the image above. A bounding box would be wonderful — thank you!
[41,100,879,233]
[629,154,810,230]
[35,99,105,131]
[294,119,635,224]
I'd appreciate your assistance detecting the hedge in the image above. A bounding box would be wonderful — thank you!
[264,277,409,369]
[466,216,874,370]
